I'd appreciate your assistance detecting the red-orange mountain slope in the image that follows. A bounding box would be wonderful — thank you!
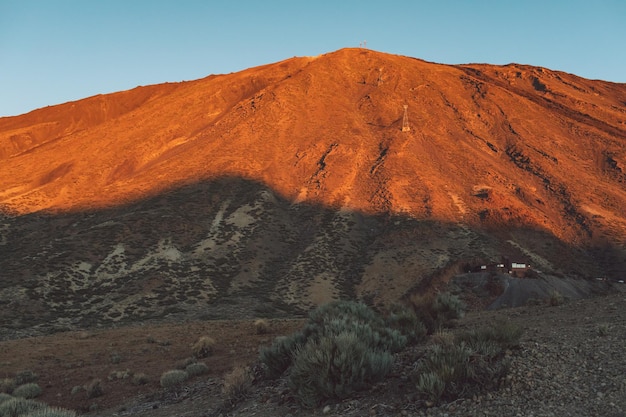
[2,48,626,244]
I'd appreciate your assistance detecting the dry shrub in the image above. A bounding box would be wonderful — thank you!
[222,366,252,401]
[409,292,465,334]
[191,336,216,358]
[131,373,149,386]
[254,318,270,334]
[0,378,15,394]
[548,290,564,306]
[430,329,455,346]
[107,369,131,381]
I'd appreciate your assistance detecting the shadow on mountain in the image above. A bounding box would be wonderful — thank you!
[0,176,620,339]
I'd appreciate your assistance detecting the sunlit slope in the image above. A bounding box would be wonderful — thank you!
[2,48,626,245]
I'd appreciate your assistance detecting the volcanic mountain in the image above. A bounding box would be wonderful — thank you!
[1,48,625,336]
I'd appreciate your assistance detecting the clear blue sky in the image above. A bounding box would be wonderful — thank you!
[1,0,625,117]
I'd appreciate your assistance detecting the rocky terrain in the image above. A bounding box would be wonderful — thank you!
[2,286,623,417]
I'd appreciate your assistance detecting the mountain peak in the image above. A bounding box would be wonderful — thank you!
[1,49,625,245]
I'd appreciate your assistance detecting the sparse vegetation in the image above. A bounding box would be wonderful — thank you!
[69,386,83,396]
[12,383,42,399]
[597,323,610,336]
[107,369,131,381]
[109,352,122,364]
[191,336,216,358]
[175,356,197,370]
[85,379,103,399]
[549,290,565,306]
[159,370,188,389]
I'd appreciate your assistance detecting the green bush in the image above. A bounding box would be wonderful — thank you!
[303,301,406,353]
[386,303,428,345]
[416,321,523,404]
[259,333,306,379]
[457,319,523,352]
[159,370,188,389]
[0,397,45,417]
[432,292,465,324]
[307,300,383,330]
[21,406,77,417]
[289,333,392,408]
[185,362,209,377]
[0,393,12,404]
[260,300,401,407]
[318,317,406,353]
[12,383,42,399]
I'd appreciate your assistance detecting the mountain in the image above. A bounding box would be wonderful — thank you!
[1,48,625,336]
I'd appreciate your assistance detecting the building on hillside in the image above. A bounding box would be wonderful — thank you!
[479,263,507,273]
[509,262,531,277]
[472,258,532,278]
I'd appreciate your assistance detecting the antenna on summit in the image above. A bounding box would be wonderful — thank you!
[402,105,410,132]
